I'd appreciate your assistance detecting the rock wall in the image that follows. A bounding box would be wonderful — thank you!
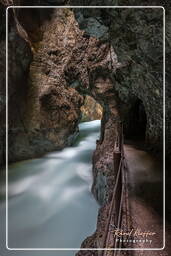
[111,8,164,153]
[81,95,103,122]
[71,0,171,157]
[2,2,168,161]
[0,4,33,166]
[1,6,123,252]
[1,6,123,250]
[71,3,169,255]
[73,7,165,154]
[1,4,119,164]
[9,8,84,162]
[0,2,6,165]
[91,76,121,205]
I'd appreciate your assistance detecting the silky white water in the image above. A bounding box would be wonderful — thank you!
[0,120,100,256]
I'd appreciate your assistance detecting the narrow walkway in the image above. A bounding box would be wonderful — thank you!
[124,143,171,255]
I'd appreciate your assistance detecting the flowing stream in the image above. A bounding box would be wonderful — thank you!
[0,120,100,255]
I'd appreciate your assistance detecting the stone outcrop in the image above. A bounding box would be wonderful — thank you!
[81,95,103,122]
[71,0,171,157]
[73,7,165,154]
[9,8,84,162]
[1,5,118,164]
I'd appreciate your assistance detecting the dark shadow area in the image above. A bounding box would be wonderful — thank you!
[128,180,163,217]
[124,99,147,142]
[13,7,56,43]
[166,162,171,224]
[125,141,163,218]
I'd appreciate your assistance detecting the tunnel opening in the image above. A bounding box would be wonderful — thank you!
[124,99,147,141]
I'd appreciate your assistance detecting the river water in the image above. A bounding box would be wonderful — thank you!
[0,120,100,255]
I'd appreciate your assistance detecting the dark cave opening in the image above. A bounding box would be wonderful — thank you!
[124,99,147,141]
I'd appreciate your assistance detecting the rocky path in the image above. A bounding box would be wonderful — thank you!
[124,144,171,256]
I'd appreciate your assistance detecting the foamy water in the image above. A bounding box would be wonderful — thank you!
[0,120,101,256]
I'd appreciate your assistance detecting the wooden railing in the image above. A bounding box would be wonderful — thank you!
[100,122,127,255]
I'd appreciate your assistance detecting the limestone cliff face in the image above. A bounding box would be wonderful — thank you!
[110,8,164,152]
[71,0,171,157]
[1,0,170,162]
[1,5,119,163]
[10,9,84,162]
[81,96,103,122]
[0,4,33,165]
[73,7,165,154]
[2,2,168,161]
[72,5,167,255]
[1,6,123,252]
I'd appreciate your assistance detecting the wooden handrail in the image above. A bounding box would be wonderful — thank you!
[100,122,126,255]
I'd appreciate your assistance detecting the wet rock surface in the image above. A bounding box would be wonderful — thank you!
[73,7,165,154]
[0,1,170,255]
[6,8,83,162]
[1,3,122,252]
[81,95,103,122]
[1,5,119,164]
[1,2,168,161]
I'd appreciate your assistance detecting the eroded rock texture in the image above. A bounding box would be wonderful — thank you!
[11,8,84,162]
[72,5,169,256]
[81,95,103,122]
[1,5,119,164]
[74,7,164,153]
[0,1,170,255]
[1,3,168,160]
[0,4,33,165]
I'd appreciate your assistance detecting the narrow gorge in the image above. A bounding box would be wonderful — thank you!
[0,1,171,256]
